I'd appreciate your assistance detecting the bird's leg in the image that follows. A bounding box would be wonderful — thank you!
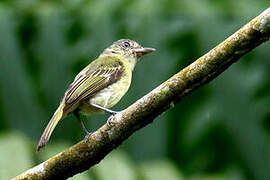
[90,103,119,126]
[74,111,92,142]
[90,103,118,114]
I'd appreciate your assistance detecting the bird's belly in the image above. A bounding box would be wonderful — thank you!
[79,74,131,114]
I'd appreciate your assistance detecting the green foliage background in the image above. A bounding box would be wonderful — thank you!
[0,0,269,179]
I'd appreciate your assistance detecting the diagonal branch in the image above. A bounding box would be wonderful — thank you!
[14,7,270,180]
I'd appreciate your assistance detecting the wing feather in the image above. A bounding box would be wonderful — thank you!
[63,57,124,112]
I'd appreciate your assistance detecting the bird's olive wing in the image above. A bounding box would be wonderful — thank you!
[63,58,124,112]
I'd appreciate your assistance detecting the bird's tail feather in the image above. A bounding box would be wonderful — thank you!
[37,103,65,151]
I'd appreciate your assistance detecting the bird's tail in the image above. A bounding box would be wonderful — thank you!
[37,103,65,151]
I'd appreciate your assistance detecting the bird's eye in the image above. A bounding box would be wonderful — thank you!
[123,41,130,48]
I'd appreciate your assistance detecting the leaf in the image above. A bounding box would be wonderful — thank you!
[93,150,137,180]
[139,159,184,180]
[0,132,33,179]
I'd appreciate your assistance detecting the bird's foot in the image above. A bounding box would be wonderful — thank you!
[107,111,119,126]
[84,132,92,143]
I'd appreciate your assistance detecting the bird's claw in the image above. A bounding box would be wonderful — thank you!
[84,132,92,143]
[107,111,118,126]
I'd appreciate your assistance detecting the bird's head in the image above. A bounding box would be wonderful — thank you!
[100,39,155,69]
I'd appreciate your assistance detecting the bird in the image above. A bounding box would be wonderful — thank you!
[37,39,155,151]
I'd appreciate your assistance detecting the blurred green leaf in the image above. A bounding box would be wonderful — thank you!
[139,159,184,180]
[93,150,137,180]
[0,131,33,179]
[190,168,245,180]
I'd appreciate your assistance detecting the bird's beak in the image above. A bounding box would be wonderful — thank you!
[132,47,156,55]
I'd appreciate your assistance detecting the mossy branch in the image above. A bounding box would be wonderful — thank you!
[14,8,270,180]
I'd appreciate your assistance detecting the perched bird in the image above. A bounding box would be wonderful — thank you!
[37,39,155,151]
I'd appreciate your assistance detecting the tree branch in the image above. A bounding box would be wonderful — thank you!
[14,8,270,180]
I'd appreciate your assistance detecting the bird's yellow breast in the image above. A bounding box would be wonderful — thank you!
[78,58,132,114]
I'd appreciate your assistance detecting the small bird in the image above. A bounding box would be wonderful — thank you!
[37,39,155,151]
